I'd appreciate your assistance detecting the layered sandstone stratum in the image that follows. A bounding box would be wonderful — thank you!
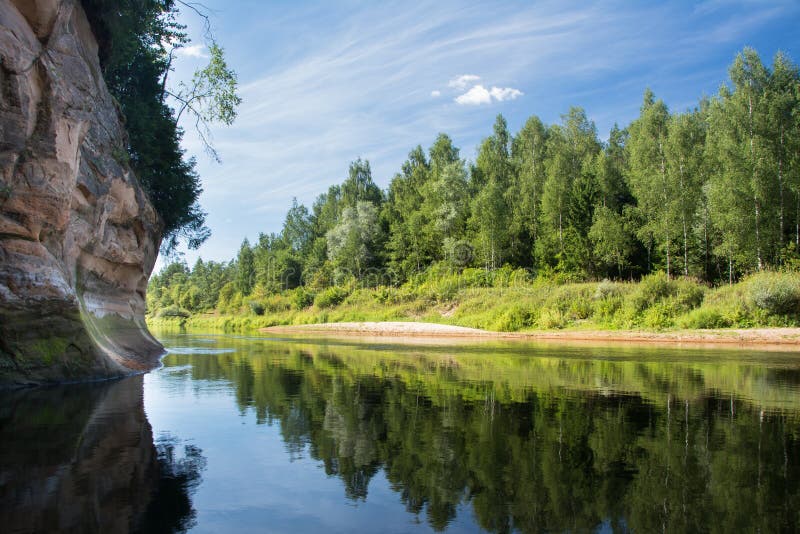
[0,0,164,384]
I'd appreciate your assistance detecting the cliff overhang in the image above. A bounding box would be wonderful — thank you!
[0,0,165,385]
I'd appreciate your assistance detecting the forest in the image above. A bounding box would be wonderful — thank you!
[148,48,800,329]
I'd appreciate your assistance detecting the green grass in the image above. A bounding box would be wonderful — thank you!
[147,270,800,333]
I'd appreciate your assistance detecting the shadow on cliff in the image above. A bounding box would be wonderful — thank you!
[0,375,205,533]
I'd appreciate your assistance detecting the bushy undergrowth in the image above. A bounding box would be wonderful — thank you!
[158,305,190,318]
[147,270,800,333]
[748,272,800,315]
[314,286,350,308]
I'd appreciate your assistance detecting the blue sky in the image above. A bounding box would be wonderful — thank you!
[160,0,800,270]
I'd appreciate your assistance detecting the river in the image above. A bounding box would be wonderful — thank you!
[2,330,800,532]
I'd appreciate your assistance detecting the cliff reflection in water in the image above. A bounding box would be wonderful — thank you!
[0,376,205,534]
[157,333,800,533]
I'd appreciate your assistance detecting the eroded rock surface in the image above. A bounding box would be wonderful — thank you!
[0,0,164,384]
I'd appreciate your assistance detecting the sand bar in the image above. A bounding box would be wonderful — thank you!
[261,322,800,348]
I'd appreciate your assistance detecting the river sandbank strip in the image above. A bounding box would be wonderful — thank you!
[261,322,800,349]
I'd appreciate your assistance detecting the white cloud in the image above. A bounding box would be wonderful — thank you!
[454,84,492,105]
[430,90,441,97]
[175,44,209,58]
[448,74,481,90]
[489,86,523,101]
[455,84,523,105]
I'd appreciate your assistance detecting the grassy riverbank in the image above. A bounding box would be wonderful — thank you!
[147,270,800,335]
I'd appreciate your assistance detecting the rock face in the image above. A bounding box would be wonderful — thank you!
[0,0,164,384]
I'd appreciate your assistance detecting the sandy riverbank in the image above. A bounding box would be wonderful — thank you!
[261,322,800,348]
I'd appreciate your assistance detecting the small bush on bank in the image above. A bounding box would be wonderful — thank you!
[491,304,535,332]
[628,273,674,313]
[158,305,190,318]
[538,308,565,329]
[641,300,678,329]
[676,307,732,329]
[314,286,349,308]
[748,272,800,316]
[249,301,265,315]
[292,287,315,310]
[594,279,622,300]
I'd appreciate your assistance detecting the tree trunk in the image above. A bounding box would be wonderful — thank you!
[558,211,563,256]
[682,217,688,276]
[704,205,710,282]
[778,126,785,251]
[679,161,688,276]
[749,92,763,270]
[729,254,733,286]
[660,143,670,279]
[666,238,671,280]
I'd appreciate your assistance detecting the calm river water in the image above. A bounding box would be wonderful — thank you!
[2,331,800,533]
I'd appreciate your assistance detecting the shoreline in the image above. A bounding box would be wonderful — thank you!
[261,322,800,349]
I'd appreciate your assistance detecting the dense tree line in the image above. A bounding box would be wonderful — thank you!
[150,49,800,313]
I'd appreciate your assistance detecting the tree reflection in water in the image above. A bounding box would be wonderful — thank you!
[135,435,207,533]
[160,338,800,533]
[3,334,800,533]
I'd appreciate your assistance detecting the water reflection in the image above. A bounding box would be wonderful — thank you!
[2,333,800,533]
[152,333,800,533]
[0,376,205,534]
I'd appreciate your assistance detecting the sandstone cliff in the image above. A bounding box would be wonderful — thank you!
[0,0,165,384]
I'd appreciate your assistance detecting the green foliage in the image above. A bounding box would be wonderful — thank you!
[677,307,732,329]
[81,0,239,251]
[314,287,350,308]
[327,202,382,279]
[747,272,800,315]
[628,272,677,312]
[594,279,622,300]
[292,287,316,310]
[249,301,266,316]
[158,305,190,318]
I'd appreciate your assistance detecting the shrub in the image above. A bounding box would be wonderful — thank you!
[460,268,492,288]
[508,268,534,287]
[674,279,706,310]
[314,286,349,308]
[264,294,292,313]
[292,288,315,310]
[748,272,800,316]
[593,294,624,324]
[677,307,731,329]
[538,309,565,329]
[594,279,621,300]
[158,305,190,318]
[249,301,266,316]
[629,272,674,313]
[568,294,593,320]
[641,301,676,330]
[491,305,534,331]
